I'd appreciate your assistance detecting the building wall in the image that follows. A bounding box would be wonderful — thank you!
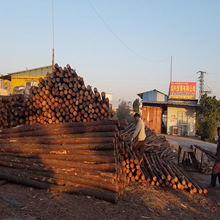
[142,90,167,102]
[167,106,196,136]
[11,76,45,93]
[143,90,157,101]
[0,74,11,96]
[157,92,167,102]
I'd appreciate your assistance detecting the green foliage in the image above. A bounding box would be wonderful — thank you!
[116,100,135,124]
[133,98,140,113]
[197,94,220,141]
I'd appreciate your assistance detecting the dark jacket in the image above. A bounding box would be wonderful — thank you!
[212,138,220,175]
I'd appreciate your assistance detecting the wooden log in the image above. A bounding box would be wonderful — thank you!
[155,154,172,181]
[143,154,157,181]
[0,119,120,134]
[0,137,115,145]
[0,159,117,179]
[0,153,116,164]
[0,125,118,138]
[0,157,117,172]
[161,161,178,183]
[166,161,192,188]
[0,166,119,193]
[0,142,115,150]
[50,185,119,203]
[0,171,118,203]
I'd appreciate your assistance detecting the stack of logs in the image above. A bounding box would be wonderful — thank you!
[0,95,24,129]
[119,124,208,194]
[0,120,127,203]
[0,64,114,129]
[24,63,114,125]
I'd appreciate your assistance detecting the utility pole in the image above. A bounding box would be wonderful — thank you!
[52,0,55,71]
[197,71,211,101]
[197,71,205,100]
[170,56,172,83]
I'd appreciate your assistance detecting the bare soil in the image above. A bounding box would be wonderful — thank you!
[0,172,219,220]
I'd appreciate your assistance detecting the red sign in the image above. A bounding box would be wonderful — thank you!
[169,82,196,99]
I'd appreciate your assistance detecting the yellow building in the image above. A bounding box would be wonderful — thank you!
[8,65,52,94]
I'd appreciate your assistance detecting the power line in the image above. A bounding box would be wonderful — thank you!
[87,0,170,63]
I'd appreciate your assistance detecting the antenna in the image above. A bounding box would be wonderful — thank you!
[170,56,172,83]
[197,71,211,101]
[52,0,55,71]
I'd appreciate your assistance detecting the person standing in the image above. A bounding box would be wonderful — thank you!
[210,126,220,187]
[131,113,146,167]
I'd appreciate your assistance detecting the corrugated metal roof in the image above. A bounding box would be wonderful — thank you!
[137,89,168,99]
[8,65,52,77]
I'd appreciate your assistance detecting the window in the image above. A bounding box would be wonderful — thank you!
[25,81,37,87]
[177,111,188,124]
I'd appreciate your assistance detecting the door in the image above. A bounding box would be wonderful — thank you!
[142,106,162,134]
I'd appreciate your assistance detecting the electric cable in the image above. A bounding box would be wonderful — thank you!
[87,0,170,62]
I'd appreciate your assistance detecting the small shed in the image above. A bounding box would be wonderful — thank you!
[138,89,168,134]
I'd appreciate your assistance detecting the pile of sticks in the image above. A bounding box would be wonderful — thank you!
[0,95,24,129]
[120,124,208,194]
[0,64,114,128]
[0,120,127,203]
[143,154,207,194]
[23,63,114,125]
[119,147,145,184]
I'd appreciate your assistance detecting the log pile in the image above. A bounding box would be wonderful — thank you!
[0,64,114,129]
[119,147,145,184]
[0,95,24,129]
[23,63,114,125]
[120,124,208,194]
[0,120,127,203]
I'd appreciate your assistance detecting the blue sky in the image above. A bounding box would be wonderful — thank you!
[0,0,220,104]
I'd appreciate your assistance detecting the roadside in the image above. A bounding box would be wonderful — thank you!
[164,134,217,152]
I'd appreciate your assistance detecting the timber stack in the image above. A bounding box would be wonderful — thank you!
[119,124,208,194]
[23,63,114,125]
[0,64,114,128]
[0,95,24,129]
[0,119,127,203]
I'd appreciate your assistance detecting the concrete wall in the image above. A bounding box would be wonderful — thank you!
[157,92,167,102]
[167,106,196,136]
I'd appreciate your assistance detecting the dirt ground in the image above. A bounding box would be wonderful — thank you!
[0,137,219,220]
[0,171,219,220]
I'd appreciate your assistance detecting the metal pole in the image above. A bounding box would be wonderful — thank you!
[170,56,172,83]
[52,0,55,71]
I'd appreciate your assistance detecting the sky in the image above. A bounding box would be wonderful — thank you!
[0,0,220,105]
